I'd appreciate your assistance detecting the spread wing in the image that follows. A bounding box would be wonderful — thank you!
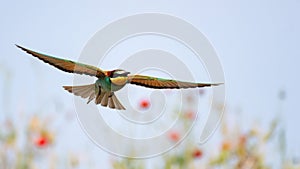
[16,45,106,78]
[128,75,222,89]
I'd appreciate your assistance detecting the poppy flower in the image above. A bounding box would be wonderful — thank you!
[139,99,150,109]
[34,136,49,148]
[192,148,203,158]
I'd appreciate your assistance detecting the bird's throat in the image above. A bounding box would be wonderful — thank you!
[96,77,111,92]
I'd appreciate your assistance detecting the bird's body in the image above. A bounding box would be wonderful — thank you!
[99,76,128,92]
[16,45,222,110]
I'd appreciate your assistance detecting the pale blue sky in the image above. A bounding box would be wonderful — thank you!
[1,0,300,166]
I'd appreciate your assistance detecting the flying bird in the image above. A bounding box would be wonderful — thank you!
[16,45,222,110]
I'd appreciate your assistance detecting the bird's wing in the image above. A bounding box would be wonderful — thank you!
[128,75,222,89]
[16,45,106,78]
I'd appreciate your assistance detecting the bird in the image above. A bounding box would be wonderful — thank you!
[16,45,222,110]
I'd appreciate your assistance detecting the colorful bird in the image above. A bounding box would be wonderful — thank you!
[16,45,222,110]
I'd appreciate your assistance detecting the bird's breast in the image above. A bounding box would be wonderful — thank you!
[96,77,127,92]
[110,77,128,86]
[110,77,128,91]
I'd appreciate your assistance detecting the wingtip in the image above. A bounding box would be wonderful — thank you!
[62,86,72,92]
[15,44,27,51]
[212,82,224,86]
[15,44,21,48]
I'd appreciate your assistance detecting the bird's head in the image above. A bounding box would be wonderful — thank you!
[109,69,130,78]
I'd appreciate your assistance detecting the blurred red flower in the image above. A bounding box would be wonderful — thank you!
[168,130,180,142]
[139,99,150,109]
[192,148,203,158]
[34,136,48,148]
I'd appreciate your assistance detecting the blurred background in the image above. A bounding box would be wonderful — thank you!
[0,0,299,168]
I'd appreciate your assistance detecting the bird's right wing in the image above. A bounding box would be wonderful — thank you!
[16,45,106,78]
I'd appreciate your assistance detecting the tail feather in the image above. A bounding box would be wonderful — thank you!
[63,84,125,110]
[101,92,109,107]
[108,97,115,109]
[87,93,95,104]
[111,93,125,110]
[96,89,105,104]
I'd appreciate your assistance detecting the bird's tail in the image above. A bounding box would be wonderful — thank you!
[63,84,125,110]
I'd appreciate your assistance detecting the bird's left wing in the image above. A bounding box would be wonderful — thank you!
[16,45,106,78]
[128,75,222,89]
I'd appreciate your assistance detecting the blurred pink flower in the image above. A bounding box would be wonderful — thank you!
[186,95,194,103]
[168,130,180,142]
[185,111,195,120]
[239,135,247,146]
[199,89,205,96]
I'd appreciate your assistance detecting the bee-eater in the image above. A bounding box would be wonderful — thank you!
[16,45,222,110]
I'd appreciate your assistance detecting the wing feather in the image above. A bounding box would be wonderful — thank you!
[128,75,222,89]
[16,45,105,78]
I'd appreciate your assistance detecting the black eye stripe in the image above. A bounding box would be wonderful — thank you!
[111,70,130,78]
